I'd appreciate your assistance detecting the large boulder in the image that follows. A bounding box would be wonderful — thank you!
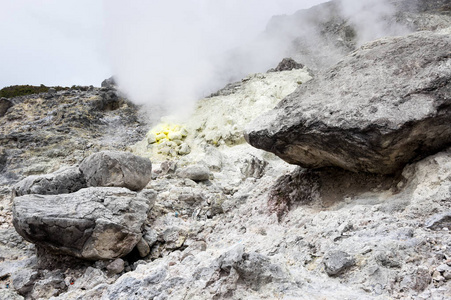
[13,166,86,196]
[12,187,149,260]
[80,151,152,191]
[245,30,451,174]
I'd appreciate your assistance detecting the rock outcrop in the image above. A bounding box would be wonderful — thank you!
[101,76,117,89]
[13,166,86,196]
[13,187,149,260]
[80,151,152,191]
[267,58,304,73]
[245,30,451,174]
[2,1,451,299]
[0,86,150,184]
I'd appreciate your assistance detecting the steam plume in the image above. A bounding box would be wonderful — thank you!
[103,0,411,116]
[103,0,327,115]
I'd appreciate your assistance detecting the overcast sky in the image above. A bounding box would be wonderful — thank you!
[0,0,327,90]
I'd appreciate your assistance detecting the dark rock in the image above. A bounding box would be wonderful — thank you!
[0,148,7,172]
[80,151,152,191]
[267,58,304,72]
[245,31,451,174]
[96,90,121,111]
[323,250,355,276]
[13,166,86,196]
[13,187,149,260]
[101,76,116,89]
[267,167,320,222]
[0,98,13,117]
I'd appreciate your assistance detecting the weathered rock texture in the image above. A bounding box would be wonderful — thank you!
[80,151,152,191]
[12,187,149,260]
[0,86,150,185]
[13,166,86,196]
[245,30,451,174]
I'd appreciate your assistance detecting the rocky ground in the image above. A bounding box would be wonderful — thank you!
[1,0,451,299]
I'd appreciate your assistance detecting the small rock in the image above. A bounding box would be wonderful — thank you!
[136,238,150,258]
[432,270,445,282]
[176,165,210,182]
[159,160,177,176]
[413,266,431,292]
[11,268,39,295]
[142,227,158,248]
[107,258,125,275]
[177,143,191,155]
[323,250,355,276]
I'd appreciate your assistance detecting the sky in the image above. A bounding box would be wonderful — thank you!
[0,0,327,92]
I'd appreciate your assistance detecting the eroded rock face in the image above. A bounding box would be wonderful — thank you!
[13,166,86,196]
[245,30,451,174]
[80,151,152,191]
[12,187,149,260]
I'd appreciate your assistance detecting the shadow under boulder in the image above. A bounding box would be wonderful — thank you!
[268,167,404,221]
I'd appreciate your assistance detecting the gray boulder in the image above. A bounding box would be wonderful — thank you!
[245,30,451,174]
[13,166,86,196]
[80,151,152,191]
[12,187,149,260]
[176,165,210,182]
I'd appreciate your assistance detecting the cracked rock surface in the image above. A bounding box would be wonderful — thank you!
[245,30,451,174]
[80,151,152,191]
[12,187,150,260]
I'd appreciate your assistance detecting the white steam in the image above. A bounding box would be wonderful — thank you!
[103,0,327,115]
[103,0,411,116]
[338,0,410,46]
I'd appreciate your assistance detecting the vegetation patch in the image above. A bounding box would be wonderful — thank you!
[0,84,69,98]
